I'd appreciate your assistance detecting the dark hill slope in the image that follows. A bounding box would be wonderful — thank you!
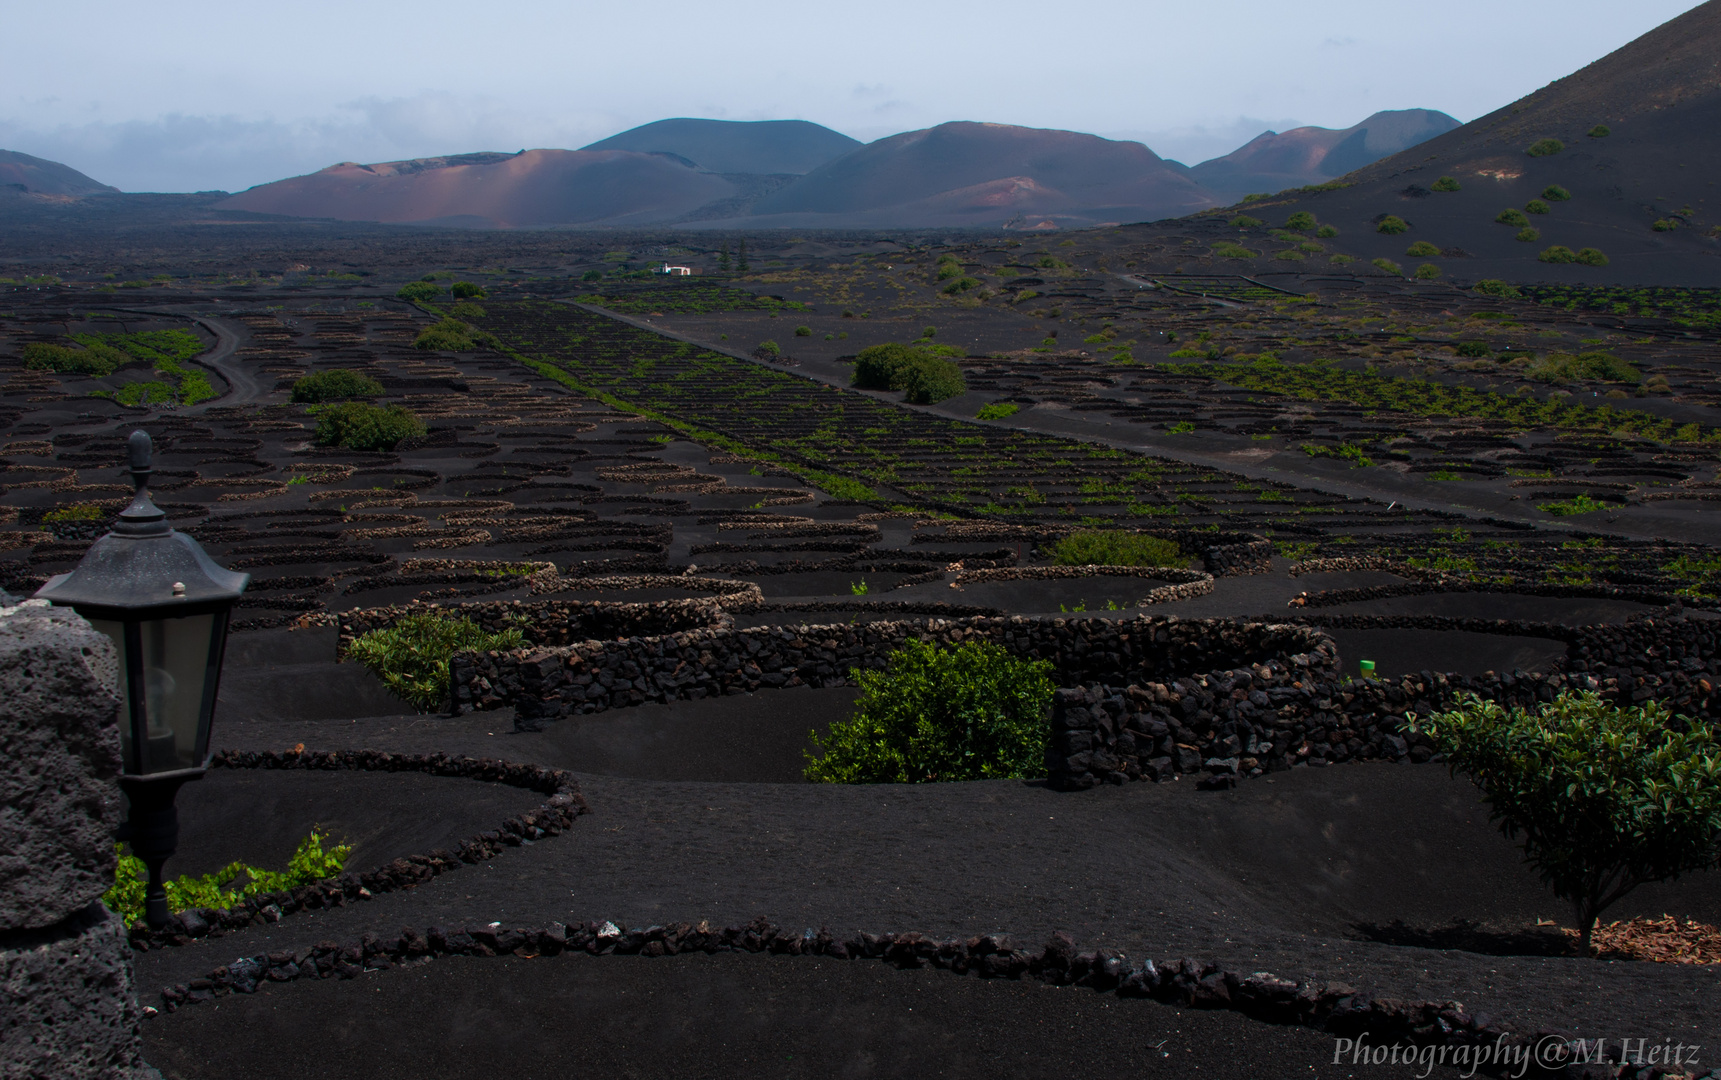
[1189,110,1459,199]
[749,122,1216,228]
[0,150,118,196]
[582,118,861,175]
[1238,1,1721,285]
[217,149,738,227]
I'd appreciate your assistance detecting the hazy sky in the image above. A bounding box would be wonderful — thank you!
[1,0,1702,192]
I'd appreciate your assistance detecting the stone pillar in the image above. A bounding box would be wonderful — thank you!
[0,593,161,1080]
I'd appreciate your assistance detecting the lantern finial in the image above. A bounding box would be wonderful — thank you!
[114,430,168,537]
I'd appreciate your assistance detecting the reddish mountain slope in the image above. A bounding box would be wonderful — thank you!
[582,119,860,175]
[751,122,1216,227]
[1189,110,1459,198]
[218,149,738,227]
[0,150,118,196]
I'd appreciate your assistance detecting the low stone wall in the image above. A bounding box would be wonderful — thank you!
[1046,613,1719,791]
[951,564,1215,606]
[1201,538,1274,577]
[452,615,1336,727]
[337,595,734,658]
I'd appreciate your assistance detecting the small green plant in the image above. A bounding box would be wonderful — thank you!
[348,612,526,711]
[1516,227,1541,243]
[850,579,870,596]
[290,368,384,403]
[1575,247,1609,267]
[1526,138,1564,157]
[1048,530,1182,567]
[1538,492,1609,515]
[104,830,351,928]
[1372,258,1403,276]
[1455,340,1492,358]
[1525,199,1551,215]
[23,341,131,377]
[1405,241,1440,257]
[1316,225,1339,238]
[414,318,477,351]
[450,281,487,299]
[1229,215,1263,227]
[1542,185,1572,202]
[793,325,812,337]
[757,339,781,356]
[1414,691,1721,953]
[448,301,485,320]
[1414,263,1442,280]
[1539,245,1578,264]
[1587,125,1610,138]
[1496,208,1531,227]
[1474,279,1521,298]
[1167,420,1195,434]
[41,503,104,523]
[1431,176,1461,192]
[976,402,1019,420]
[1652,218,1679,232]
[313,401,426,451]
[804,639,1054,784]
[1376,216,1409,235]
[395,281,440,302]
[1284,211,1316,231]
[1525,351,1639,385]
[1210,241,1257,259]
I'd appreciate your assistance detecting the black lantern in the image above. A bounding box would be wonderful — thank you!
[36,430,249,928]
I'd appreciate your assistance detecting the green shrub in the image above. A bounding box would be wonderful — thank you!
[756,339,781,357]
[1372,258,1404,275]
[1284,211,1316,231]
[1414,263,1442,280]
[1229,215,1263,227]
[395,281,440,302]
[312,401,426,452]
[1316,225,1339,238]
[104,830,351,928]
[22,341,130,377]
[42,503,104,523]
[976,402,1019,420]
[942,276,981,294]
[1473,279,1521,298]
[804,639,1054,784]
[1048,529,1182,567]
[1587,125,1610,138]
[450,281,487,299]
[348,612,526,712]
[1525,200,1551,215]
[1496,208,1530,227]
[1414,691,1721,953]
[1455,341,1491,358]
[448,301,485,320]
[1539,245,1577,264]
[899,356,966,404]
[1376,216,1409,235]
[1431,176,1462,192]
[115,381,178,407]
[1526,138,1564,157]
[852,342,968,403]
[1652,218,1679,232]
[793,325,812,337]
[1542,185,1572,202]
[290,368,383,403]
[1575,248,1609,267]
[1526,351,1639,385]
[1275,249,1306,261]
[1405,241,1441,257]
[1516,227,1541,243]
[414,318,476,351]
[1210,241,1258,259]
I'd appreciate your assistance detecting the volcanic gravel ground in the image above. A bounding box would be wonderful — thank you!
[141,951,1494,1080]
[136,750,1721,1046]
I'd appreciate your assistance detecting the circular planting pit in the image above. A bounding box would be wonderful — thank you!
[751,570,927,598]
[1323,627,1569,679]
[1319,591,1658,625]
[946,576,1168,614]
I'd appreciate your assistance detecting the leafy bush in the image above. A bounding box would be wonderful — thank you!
[104,831,351,928]
[1229,215,1263,227]
[1316,225,1339,238]
[976,402,1019,420]
[1405,241,1441,257]
[1526,138,1564,157]
[1575,247,1609,267]
[793,325,812,337]
[450,281,487,299]
[1542,185,1572,202]
[1275,250,1306,262]
[1210,241,1258,259]
[804,639,1054,784]
[448,301,486,320]
[22,341,128,376]
[1516,227,1541,243]
[312,401,427,452]
[1284,211,1316,231]
[1372,258,1403,275]
[42,502,104,523]
[1525,199,1551,215]
[1376,216,1409,235]
[851,342,967,403]
[1587,125,1610,138]
[942,276,981,294]
[1539,245,1578,264]
[396,281,440,302]
[1496,208,1530,227]
[1526,351,1639,385]
[1048,529,1182,567]
[348,612,526,712]
[1455,341,1492,358]
[414,318,476,351]
[1652,218,1679,232]
[290,368,383,403]
[1431,176,1462,192]
[1414,263,1442,280]
[1414,691,1721,952]
[1473,279,1519,298]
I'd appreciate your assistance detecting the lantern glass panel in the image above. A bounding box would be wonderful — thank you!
[88,613,217,773]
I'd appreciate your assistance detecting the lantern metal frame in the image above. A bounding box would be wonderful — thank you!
[35,430,249,928]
